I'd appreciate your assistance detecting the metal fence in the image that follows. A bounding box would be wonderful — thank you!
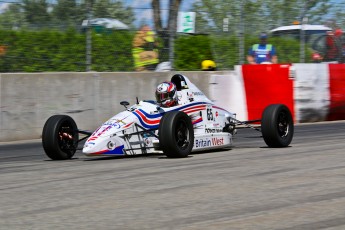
[0,0,344,72]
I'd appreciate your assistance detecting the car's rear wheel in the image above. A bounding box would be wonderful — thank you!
[159,111,194,158]
[261,104,294,147]
[42,115,79,160]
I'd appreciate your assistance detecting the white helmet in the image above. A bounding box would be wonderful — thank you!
[155,81,178,107]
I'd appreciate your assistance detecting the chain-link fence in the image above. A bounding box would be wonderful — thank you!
[0,0,344,72]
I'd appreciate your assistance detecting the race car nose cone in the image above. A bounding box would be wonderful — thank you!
[82,136,125,156]
[82,143,95,154]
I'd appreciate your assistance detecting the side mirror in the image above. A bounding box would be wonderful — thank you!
[120,101,130,109]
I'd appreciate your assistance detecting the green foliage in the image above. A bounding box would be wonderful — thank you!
[192,0,333,35]
[174,35,213,70]
[210,35,239,69]
[0,29,313,72]
[0,0,135,30]
[174,34,312,70]
[0,29,135,72]
[91,31,134,71]
[22,0,51,26]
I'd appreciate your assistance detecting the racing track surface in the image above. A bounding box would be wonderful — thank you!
[1,121,345,229]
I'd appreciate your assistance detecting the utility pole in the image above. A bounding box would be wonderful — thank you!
[169,0,176,70]
[300,1,308,63]
[239,1,245,65]
[86,0,93,72]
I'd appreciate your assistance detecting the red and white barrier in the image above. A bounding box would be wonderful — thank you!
[292,63,330,122]
[209,63,345,123]
[328,64,345,121]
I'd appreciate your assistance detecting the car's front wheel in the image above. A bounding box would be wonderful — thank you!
[261,104,294,147]
[159,111,194,158]
[42,115,79,160]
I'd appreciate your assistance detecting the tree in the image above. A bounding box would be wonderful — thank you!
[192,0,333,35]
[0,3,27,29]
[152,0,183,62]
[92,0,135,27]
[331,1,345,30]
[22,0,51,26]
[108,1,135,27]
[51,0,79,26]
[93,0,111,18]
[152,0,182,34]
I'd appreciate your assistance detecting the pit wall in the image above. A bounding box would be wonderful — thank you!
[0,64,344,142]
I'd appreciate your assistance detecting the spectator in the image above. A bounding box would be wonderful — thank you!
[311,51,323,63]
[324,28,343,62]
[132,25,159,71]
[0,45,6,56]
[201,60,216,71]
[247,33,278,64]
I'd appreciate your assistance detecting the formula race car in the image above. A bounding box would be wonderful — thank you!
[42,74,294,160]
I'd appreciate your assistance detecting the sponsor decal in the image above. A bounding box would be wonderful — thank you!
[195,139,211,148]
[150,110,159,115]
[205,128,223,133]
[103,122,121,129]
[107,141,115,150]
[193,91,204,96]
[187,92,194,102]
[144,138,152,146]
[194,137,224,148]
[212,137,224,146]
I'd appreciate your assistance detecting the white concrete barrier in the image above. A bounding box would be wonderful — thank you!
[0,71,219,142]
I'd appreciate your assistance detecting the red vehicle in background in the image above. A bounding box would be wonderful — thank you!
[310,28,344,63]
[270,24,345,63]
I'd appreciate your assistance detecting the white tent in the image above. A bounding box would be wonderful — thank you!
[270,24,331,33]
[82,18,129,30]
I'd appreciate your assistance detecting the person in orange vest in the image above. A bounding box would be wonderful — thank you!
[132,25,159,71]
[247,33,278,64]
[0,45,6,56]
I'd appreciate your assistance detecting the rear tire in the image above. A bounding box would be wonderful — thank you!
[261,104,294,147]
[159,111,194,158]
[42,115,79,160]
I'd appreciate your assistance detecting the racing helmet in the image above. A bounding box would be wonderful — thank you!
[155,81,178,107]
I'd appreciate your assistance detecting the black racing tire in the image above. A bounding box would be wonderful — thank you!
[159,111,194,158]
[42,115,79,160]
[261,104,294,148]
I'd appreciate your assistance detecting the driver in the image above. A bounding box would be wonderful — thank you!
[155,81,178,107]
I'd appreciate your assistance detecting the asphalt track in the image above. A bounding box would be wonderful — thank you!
[1,121,345,230]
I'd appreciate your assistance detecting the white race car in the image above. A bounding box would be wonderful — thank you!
[42,74,294,160]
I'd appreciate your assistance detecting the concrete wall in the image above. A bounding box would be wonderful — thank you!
[0,71,231,142]
[1,65,344,142]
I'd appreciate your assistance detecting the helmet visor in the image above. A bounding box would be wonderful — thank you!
[156,92,170,103]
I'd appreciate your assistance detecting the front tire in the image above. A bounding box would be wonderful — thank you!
[159,111,194,158]
[261,104,294,147]
[42,115,79,160]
